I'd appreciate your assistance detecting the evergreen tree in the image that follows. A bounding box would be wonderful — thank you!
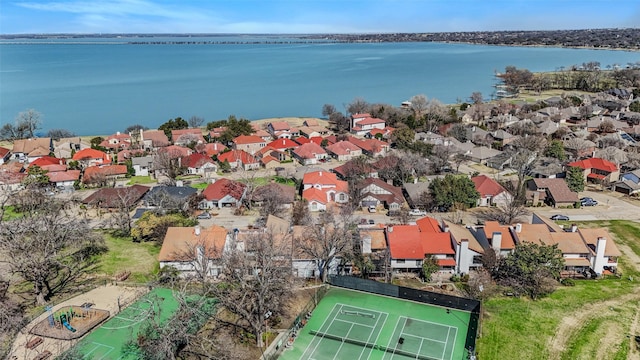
[566,166,585,193]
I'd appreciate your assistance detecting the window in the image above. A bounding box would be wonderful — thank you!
[396,259,405,264]
[339,194,346,201]
[416,260,422,266]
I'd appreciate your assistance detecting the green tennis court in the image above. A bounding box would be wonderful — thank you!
[280,288,470,360]
[75,288,180,360]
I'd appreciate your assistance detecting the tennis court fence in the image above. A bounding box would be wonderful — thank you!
[263,284,330,360]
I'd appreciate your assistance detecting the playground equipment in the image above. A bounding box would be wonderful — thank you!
[60,314,76,333]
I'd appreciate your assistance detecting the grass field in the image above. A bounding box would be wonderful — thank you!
[126,176,157,185]
[279,287,471,360]
[477,220,640,360]
[74,288,180,360]
[95,233,160,283]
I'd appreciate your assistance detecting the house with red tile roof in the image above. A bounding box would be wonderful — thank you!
[181,153,217,177]
[302,171,349,211]
[0,170,27,191]
[159,225,230,277]
[346,136,390,157]
[72,148,111,168]
[350,114,386,136]
[28,156,65,169]
[359,178,404,211]
[267,121,291,134]
[471,175,512,207]
[217,149,259,171]
[567,157,620,183]
[201,143,227,157]
[208,127,227,140]
[367,126,395,140]
[201,178,247,209]
[99,132,132,150]
[326,141,362,161]
[46,170,80,188]
[159,145,192,159]
[141,129,170,149]
[232,135,267,155]
[292,143,328,165]
[0,147,11,165]
[82,165,128,186]
[293,136,324,146]
[267,138,299,151]
[252,129,273,142]
[171,129,206,146]
[385,217,456,273]
[476,221,517,256]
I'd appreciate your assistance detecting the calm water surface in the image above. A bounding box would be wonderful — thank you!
[1,36,638,135]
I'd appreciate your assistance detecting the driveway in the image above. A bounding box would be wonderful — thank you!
[527,189,640,222]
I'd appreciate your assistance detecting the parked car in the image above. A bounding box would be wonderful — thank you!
[409,209,427,216]
[581,199,598,206]
[368,205,377,213]
[550,214,570,221]
[368,219,375,225]
[196,212,212,219]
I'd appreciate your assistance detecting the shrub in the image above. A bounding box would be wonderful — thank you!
[560,278,575,286]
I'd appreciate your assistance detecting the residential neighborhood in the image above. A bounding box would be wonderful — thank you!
[3,86,640,360]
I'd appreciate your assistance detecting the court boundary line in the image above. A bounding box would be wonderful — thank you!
[393,315,459,360]
[82,341,114,360]
[99,299,155,330]
[302,303,390,360]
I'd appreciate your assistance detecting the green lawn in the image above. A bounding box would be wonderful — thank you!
[126,176,157,185]
[190,182,209,190]
[94,233,160,283]
[1,205,21,221]
[477,220,640,360]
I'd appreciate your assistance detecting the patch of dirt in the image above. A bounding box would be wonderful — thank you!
[630,302,640,360]
[596,320,625,360]
[618,243,640,272]
[548,289,640,360]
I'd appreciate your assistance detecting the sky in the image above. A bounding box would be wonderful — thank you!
[1,0,639,34]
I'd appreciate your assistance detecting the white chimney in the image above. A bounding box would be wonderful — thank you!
[444,226,450,233]
[492,232,502,252]
[195,226,201,236]
[593,237,607,275]
[319,171,323,176]
[458,239,470,274]
[515,223,522,233]
[571,224,578,233]
[388,226,393,233]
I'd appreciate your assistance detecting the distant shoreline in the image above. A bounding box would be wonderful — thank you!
[2,28,639,51]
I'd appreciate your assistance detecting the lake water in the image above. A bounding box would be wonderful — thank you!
[1,36,639,135]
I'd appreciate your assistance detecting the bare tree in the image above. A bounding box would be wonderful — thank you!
[0,276,25,357]
[212,230,293,348]
[16,108,42,138]
[429,145,453,174]
[470,91,483,105]
[109,187,146,236]
[346,97,369,115]
[563,137,592,158]
[483,194,530,224]
[188,115,205,129]
[409,94,429,121]
[153,151,184,185]
[254,183,291,218]
[322,104,337,117]
[0,200,105,304]
[46,128,75,140]
[299,208,357,283]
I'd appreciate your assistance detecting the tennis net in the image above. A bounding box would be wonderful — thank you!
[309,330,437,360]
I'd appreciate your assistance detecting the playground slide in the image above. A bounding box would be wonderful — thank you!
[60,314,76,333]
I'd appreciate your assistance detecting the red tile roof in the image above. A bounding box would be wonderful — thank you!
[0,147,9,158]
[471,175,508,197]
[159,145,192,158]
[416,216,442,233]
[181,153,215,168]
[47,170,81,183]
[326,141,361,156]
[202,178,246,201]
[303,171,338,185]
[72,148,110,162]
[29,156,65,168]
[202,143,227,157]
[267,138,299,150]
[483,221,516,249]
[217,150,257,165]
[302,187,328,204]
[233,135,266,145]
[356,117,386,125]
[386,218,455,260]
[567,157,618,172]
[83,165,128,183]
[269,121,291,131]
[437,259,457,266]
[293,142,326,159]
